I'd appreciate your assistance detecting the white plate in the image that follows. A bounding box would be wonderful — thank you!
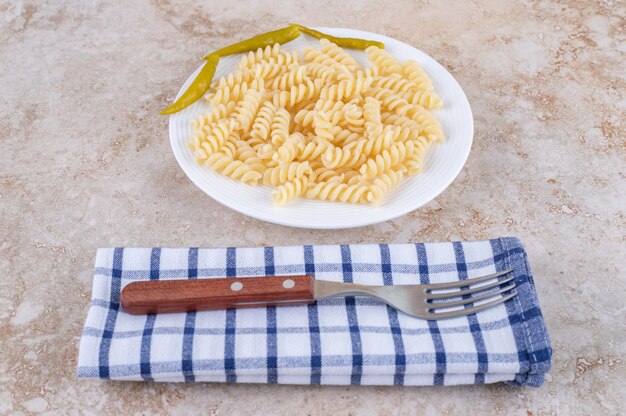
[169,28,473,229]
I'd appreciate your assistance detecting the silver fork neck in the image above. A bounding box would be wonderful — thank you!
[313,280,383,299]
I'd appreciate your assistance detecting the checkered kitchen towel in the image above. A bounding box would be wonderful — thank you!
[77,237,551,386]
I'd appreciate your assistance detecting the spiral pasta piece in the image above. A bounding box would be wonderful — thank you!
[208,79,263,108]
[232,89,263,131]
[252,62,288,82]
[272,177,309,205]
[340,103,364,133]
[321,142,367,169]
[193,102,232,129]
[204,152,263,185]
[358,125,395,156]
[406,105,444,141]
[302,47,352,74]
[211,69,254,91]
[235,140,267,173]
[404,137,432,174]
[388,124,422,142]
[297,137,332,161]
[370,75,419,95]
[263,161,312,186]
[237,44,298,70]
[320,71,372,102]
[401,60,433,91]
[293,109,316,132]
[309,161,345,183]
[311,101,346,127]
[270,108,290,146]
[328,127,361,147]
[319,39,360,71]
[306,182,370,204]
[273,132,305,163]
[245,134,268,151]
[366,88,412,116]
[221,161,263,185]
[366,168,405,202]
[363,96,382,134]
[380,112,422,130]
[366,46,403,76]
[304,63,336,82]
[270,65,310,91]
[313,111,336,143]
[219,136,239,160]
[250,101,276,141]
[190,118,236,161]
[358,141,415,179]
[271,79,323,108]
[256,143,276,161]
[401,89,443,109]
[314,99,346,113]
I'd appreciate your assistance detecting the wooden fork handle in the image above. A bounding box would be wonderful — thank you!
[120,275,315,315]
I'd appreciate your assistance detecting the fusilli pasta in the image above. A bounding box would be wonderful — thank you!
[190,40,444,205]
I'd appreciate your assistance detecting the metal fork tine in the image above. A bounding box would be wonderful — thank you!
[427,274,516,300]
[424,269,513,291]
[427,292,518,319]
[428,283,516,310]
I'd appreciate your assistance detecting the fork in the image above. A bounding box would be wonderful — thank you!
[121,269,517,320]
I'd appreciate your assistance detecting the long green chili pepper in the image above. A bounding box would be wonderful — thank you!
[202,25,301,59]
[161,25,384,115]
[163,26,302,114]
[160,54,220,115]
[289,23,385,50]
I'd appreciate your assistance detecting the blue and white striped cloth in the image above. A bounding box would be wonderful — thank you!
[77,237,551,386]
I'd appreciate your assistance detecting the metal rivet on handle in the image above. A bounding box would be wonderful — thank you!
[230,281,243,291]
[282,279,295,289]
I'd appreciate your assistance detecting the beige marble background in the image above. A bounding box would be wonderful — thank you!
[1,0,625,414]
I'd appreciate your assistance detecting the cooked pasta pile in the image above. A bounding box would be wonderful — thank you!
[189,39,444,205]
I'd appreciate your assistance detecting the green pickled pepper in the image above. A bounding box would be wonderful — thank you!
[160,54,220,115]
[203,25,301,59]
[161,25,385,114]
[289,24,385,50]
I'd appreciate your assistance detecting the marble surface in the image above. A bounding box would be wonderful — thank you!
[1,0,625,414]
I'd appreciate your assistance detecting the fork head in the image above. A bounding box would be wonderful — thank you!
[378,269,517,320]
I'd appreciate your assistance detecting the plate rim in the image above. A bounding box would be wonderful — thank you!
[169,27,473,229]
